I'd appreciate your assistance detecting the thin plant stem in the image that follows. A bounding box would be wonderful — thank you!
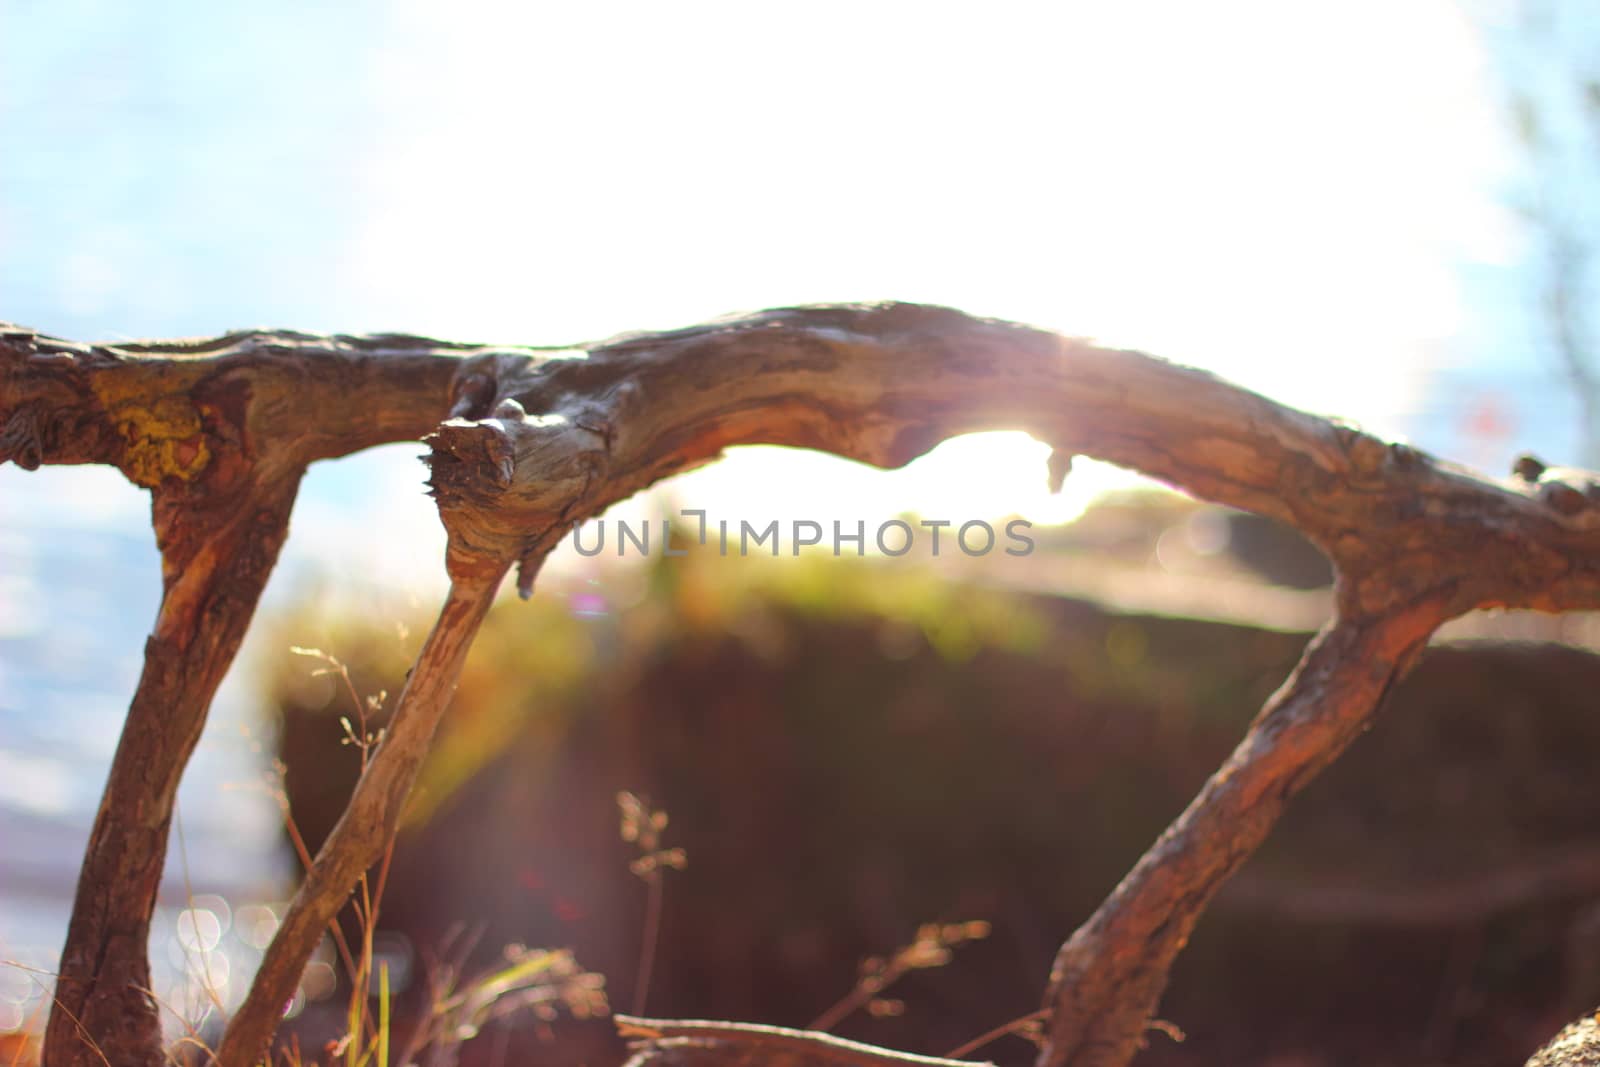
[808,982,878,1034]
[943,1010,1048,1060]
[809,921,990,1033]
[280,794,362,993]
[632,871,663,1016]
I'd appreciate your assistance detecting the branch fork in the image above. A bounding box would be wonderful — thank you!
[9,305,1600,1067]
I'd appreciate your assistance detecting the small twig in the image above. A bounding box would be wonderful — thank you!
[810,986,876,1035]
[943,1010,1048,1060]
[810,923,989,1033]
[1143,1018,1185,1044]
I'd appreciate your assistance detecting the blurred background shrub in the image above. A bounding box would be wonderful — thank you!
[264,500,1600,1066]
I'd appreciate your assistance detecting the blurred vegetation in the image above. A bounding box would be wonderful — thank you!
[260,502,1600,1067]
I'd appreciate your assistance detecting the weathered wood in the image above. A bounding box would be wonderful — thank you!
[419,302,1600,1067]
[1528,1015,1600,1067]
[10,305,1600,1067]
[1,325,476,1067]
[213,571,502,1065]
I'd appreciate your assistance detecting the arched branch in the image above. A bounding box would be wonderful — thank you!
[222,303,1600,1066]
[11,306,1600,1067]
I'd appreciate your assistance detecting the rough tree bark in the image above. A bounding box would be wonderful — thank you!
[5,304,1599,1067]
[1528,1016,1600,1067]
[1,326,475,1067]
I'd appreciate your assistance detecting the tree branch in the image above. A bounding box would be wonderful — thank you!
[1,325,472,1067]
[411,303,1600,1067]
[13,305,1600,1067]
[1035,605,1447,1067]
[215,571,505,1065]
[419,303,1600,614]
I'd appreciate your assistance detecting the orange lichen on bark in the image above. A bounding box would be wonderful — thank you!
[87,361,212,485]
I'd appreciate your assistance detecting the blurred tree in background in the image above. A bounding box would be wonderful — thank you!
[1488,0,1600,465]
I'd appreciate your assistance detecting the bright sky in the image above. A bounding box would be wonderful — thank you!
[332,0,1520,582]
[1,0,1524,593]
